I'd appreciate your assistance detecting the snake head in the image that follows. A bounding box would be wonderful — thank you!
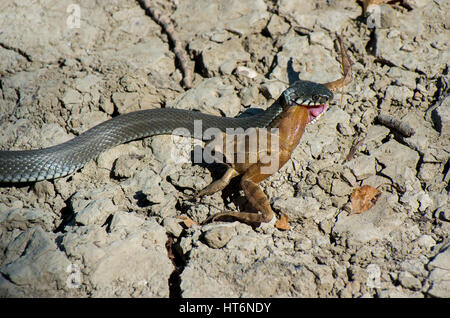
[282,80,333,124]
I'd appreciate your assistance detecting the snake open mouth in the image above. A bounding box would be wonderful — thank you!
[303,103,328,124]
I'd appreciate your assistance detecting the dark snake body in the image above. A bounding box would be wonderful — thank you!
[0,80,332,183]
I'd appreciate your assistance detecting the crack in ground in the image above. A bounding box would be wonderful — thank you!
[165,235,185,298]
[0,42,33,62]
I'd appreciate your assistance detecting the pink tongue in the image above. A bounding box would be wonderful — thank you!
[311,106,323,117]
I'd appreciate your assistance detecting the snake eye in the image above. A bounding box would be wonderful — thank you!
[312,94,319,102]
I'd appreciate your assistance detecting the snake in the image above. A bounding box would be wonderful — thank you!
[0,80,333,183]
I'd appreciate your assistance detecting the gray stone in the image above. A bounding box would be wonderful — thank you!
[150,135,177,163]
[74,74,101,93]
[431,95,449,137]
[265,14,290,37]
[260,81,287,100]
[162,217,184,238]
[203,225,235,249]
[417,235,436,249]
[331,178,353,197]
[428,246,450,271]
[427,268,450,297]
[167,77,242,117]
[74,198,117,226]
[401,112,437,154]
[61,89,82,108]
[273,196,321,220]
[112,154,142,178]
[235,66,259,80]
[345,155,376,181]
[0,207,53,232]
[387,67,417,90]
[112,38,175,77]
[200,39,250,77]
[333,194,406,244]
[111,92,140,114]
[62,218,173,297]
[384,85,413,104]
[96,144,143,171]
[109,211,145,233]
[385,165,421,192]
[398,271,422,291]
[371,140,420,170]
[39,123,72,148]
[0,226,70,294]
[180,245,320,297]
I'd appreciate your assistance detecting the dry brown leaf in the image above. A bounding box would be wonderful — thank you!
[362,0,391,14]
[177,215,198,228]
[275,213,291,231]
[350,185,382,213]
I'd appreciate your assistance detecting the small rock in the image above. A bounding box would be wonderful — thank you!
[33,180,56,203]
[428,246,450,271]
[371,140,420,171]
[150,135,176,163]
[200,39,250,77]
[61,89,82,109]
[239,85,258,106]
[417,192,433,212]
[273,196,321,220]
[398,271,422,290]
[260,81,287,100]
[431,95,449,137]
[109,211,145,233]
[209,29,230,43]
[100,96,114,115]
[384,85,413,104]
[75,74,101,93]
[0,208,53,232]
[111,92,140,114]
[337,122,354,136]
[203,225,234,249]
[333,194,406,243]
[167,77,241,117]
[113,154,141,178]
[0,226,70,293]
[142,182,166,204]
[367,4,399,29]
[235,66,259,79]
[387,67,417,90]
[427,268,450,297]
[417,235,436,249]
[331,178,353,197]
[384,166,421,192]
[162,217,184,238]
[345,155,376,181]
[39,123,71,148]
[265,14,290,37]
[74,198,116,226]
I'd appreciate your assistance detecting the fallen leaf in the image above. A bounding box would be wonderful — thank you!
[350,185,382,213]
[177,215,198,228]
[275,213,291,230]
[361,0,391,14]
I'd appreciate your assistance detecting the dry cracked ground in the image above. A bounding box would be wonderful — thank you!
[0,0,449,298]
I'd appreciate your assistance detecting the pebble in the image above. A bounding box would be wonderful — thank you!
[203,225,234,249]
